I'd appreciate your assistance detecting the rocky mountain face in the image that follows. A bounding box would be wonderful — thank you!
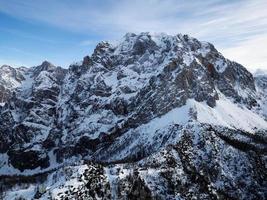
[0,33,266,200]
[0,65,26,104]
[254,70,267,119]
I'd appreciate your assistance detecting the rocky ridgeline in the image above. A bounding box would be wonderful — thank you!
[0,32,266,200]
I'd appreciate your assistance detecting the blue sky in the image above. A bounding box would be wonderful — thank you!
[0,0,267,71]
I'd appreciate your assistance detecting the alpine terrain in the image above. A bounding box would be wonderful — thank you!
[0,32,266,200]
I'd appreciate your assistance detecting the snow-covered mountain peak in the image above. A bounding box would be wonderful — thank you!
[84,32,236,79]
[30,61,57,77]
[39,60,55,69]
[0,64,14,71]
[1,32,267,200]
[0,65,25,85]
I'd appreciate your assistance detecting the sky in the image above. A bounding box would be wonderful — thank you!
[0,0,267,72]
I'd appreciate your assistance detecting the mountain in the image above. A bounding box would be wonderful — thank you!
[0,32,266,200]
[254,69,267,120]
[0,65,26,105]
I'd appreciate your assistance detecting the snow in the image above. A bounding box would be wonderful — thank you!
[254,68,267,77]
[34,71,54,90]
[114,33,137,55]
[71,110,119,140]
[102,102,193,161]
[215,59,227,73]
[2,163,89,200]
[18,72,34,98]
[104,71,118,89]
[0,153,22,175]
[182,53,194,66]
[0,74,21,88]
[233,83,251,98]
[1,32,267,199]
[191,94,267,132]
[99,89,267,162]
[254,74,267,119]
[127,102,191,146]
[105,167,119,199]
[138,103,190,135]
[197,42,211,57]
[0,65,25,93]
[127,93,267,138]
[4,185,36,200]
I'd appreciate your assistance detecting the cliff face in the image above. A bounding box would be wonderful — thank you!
[0,33,266,200]
[0,65,26,104]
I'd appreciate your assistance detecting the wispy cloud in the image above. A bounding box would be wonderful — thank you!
[221,34,267,71]
[79,40,98,46]
[0,0,267,70]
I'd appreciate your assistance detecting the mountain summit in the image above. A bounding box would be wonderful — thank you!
[0,32,267,200]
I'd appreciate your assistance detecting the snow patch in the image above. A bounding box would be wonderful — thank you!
[192,95,267,132]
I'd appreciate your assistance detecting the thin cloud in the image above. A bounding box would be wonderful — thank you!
[1,0,265,39]
[221,34,267,70]
[79,40,97,46]
[0,0,267,70]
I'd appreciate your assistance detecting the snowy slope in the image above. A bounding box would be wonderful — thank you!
[0,32,267,200]
[193,94,267,132]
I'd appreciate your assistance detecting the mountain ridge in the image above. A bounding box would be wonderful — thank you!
[0,32,266,200]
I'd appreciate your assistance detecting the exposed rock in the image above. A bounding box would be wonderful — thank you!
[8,149,49,171]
